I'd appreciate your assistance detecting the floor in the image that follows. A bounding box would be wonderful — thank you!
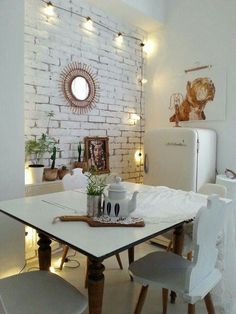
[27,242,209,314]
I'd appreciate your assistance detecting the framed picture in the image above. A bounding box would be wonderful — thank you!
[84,137,110,174]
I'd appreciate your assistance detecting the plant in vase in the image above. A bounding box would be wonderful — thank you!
[85,167,107,217]
[73,142,84,169]
[25,133,57,183]
[25,111,58,183]
[44,145,59,181]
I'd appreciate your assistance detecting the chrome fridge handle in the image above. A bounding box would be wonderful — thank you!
[144,153,149,173]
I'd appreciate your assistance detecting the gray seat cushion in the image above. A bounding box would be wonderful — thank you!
[0,271,87,314]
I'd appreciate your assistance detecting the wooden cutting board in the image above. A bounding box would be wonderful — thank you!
[56,215,145,227]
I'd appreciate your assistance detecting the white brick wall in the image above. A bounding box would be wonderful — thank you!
[24,0,146,182]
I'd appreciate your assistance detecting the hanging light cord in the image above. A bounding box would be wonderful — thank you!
[138,44,144,183]
[41,0,144,43]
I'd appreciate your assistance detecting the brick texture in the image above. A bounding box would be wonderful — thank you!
[24,0,145,182]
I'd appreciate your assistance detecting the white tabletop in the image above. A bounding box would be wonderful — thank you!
[0,182,205,260]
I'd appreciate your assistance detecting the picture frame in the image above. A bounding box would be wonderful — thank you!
[84,137,110,174]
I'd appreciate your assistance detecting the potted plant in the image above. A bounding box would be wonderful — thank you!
[73,142,84,169]
[25,133,56,183]
[85,167,107,217]
[44,145,59,181]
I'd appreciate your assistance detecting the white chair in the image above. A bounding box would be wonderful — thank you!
[165,183,227,257]
[129,195,227,314]
[60,170,123,272]
[198,182,227,198]
[0,271,87,314]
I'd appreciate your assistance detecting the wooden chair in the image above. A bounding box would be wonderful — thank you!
[0,271,87,314]
[129,195,227,314]
[60,170,123,272]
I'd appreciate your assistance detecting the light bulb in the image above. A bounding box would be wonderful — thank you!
[135,150,143,162]
[143,40,155,55]
[116,32,123,45]
[45,1,54,16]
[84,16,93,31]
[129,113,140,125]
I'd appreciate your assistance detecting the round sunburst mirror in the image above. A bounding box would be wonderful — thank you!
[59,62,99,113]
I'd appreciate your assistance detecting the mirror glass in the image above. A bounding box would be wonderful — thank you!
[60,62,99,113]
[71,76,89,101]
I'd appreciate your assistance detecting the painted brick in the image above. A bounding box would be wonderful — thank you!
[24,0,146,183]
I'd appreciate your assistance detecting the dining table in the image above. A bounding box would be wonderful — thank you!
[0,182,225,314]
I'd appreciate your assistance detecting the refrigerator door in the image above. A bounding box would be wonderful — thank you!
[144,128,199,191]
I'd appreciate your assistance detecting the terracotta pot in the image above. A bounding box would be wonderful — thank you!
[44,168,58,181]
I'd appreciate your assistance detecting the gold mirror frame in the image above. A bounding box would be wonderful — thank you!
[59,62,100,113]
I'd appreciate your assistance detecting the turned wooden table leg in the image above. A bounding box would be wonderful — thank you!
[170,225,184,304]
[37,232,52,271]
[87,258,105,314]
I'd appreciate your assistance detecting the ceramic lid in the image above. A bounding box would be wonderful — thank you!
[108,177,126,193]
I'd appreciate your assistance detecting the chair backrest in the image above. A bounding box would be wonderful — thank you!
[185,195,228,292]
[198,183,227,198]
[62,168,88,190]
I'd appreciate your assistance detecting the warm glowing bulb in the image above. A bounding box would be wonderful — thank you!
[141,78,148,84]
[135,150,143,162]
[45,1,54,16]
[116,32,123,45]
[84,16,93,31]
[129,113,140,125]
[143,40,155,55]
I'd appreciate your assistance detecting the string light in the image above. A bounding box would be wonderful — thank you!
[143,40,155,56]
[40,0,145,183]
[45,1,54,16]
[41,0,144,44]
[84,16,93,31]
[116,32,123,45]
[129,113,140,125]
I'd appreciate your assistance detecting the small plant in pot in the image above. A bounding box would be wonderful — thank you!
[44,146,59,181]
[25,133,56,183]
[85,167,107,217]
[73,142,84,169]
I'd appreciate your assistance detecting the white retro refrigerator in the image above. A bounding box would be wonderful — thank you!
[144,128,216,192]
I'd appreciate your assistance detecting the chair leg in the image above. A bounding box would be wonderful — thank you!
[134,285,149,314]
[162,288,168,314]
[187,303,195,314]
[115,253,123,269]
[204,293,215,314]
[59,245,69,270]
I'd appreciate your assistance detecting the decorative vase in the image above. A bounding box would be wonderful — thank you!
[28,165,44,184]
[44,168,58,181]
[87,194,102,217]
